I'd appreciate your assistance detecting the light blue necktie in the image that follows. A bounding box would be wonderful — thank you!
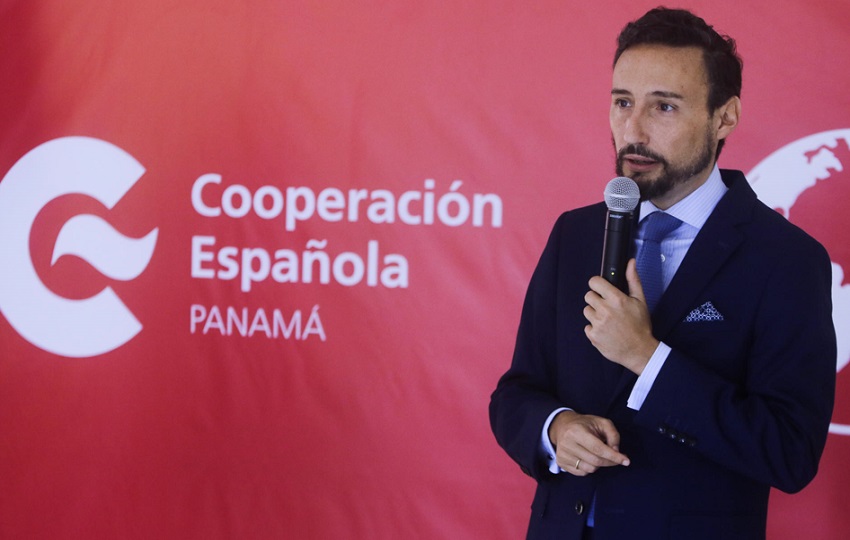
[635,212,682,313]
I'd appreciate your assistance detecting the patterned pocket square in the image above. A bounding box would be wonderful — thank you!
[685,301,724,322]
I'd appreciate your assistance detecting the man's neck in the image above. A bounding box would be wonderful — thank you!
[650,165,716,210]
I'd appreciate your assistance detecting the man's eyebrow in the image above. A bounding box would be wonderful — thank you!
[651,90,685,100]
[610,88,686,100]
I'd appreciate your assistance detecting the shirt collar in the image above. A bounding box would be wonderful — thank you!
[638,165,727,230]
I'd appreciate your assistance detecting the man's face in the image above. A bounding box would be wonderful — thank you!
[610,44,719,207]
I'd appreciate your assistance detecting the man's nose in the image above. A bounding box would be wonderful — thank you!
[623,109,649,145]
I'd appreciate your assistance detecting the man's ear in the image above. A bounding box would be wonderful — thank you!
[716,96,741,141]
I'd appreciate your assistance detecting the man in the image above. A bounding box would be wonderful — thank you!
[489,8,836,540]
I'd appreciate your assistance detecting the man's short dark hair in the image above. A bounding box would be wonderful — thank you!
[614,8,743,156]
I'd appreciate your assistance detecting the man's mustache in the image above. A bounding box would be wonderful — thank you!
[617,144,667,166]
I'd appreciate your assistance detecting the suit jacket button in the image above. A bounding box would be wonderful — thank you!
[657,425,668,435]
[575,501,585,516]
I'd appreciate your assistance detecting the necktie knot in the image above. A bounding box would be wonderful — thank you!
[641,211,682,242]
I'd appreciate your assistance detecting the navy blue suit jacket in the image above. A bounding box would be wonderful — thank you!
[490,170,836,540]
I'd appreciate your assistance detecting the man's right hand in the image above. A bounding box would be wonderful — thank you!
[548,410,631,476]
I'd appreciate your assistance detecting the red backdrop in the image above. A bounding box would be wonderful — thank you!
[1,1,848,538]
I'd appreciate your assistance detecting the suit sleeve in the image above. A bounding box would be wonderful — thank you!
[489,214,569,480]
[634,236,836,493]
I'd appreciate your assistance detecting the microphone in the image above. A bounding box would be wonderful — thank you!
[601,176,640,292]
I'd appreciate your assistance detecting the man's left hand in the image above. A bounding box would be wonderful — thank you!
[584,259,659,374]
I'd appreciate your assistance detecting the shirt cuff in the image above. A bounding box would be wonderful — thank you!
[541,407,570,473]
[627,341,671,410]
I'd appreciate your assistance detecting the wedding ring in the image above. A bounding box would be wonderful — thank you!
[575,458,582,470]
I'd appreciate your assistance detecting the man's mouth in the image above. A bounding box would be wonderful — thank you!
[623,154,660,172]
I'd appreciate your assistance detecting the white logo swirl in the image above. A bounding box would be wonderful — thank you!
[0,137,158,358]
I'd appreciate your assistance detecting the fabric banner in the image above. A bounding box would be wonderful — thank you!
[0,1,847,537]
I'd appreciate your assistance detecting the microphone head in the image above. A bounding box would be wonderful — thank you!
[604,176,640,213]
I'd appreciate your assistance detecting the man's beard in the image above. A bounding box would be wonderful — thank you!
[614,129,715,201]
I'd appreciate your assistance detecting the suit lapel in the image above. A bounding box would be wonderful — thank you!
[653,170,756,338]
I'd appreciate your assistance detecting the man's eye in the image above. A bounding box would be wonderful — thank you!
[658,103,676,112]
[614,99,631,108]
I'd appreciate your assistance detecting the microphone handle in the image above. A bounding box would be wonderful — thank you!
[600,210,633,292]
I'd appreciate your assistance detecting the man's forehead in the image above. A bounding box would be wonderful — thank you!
[612,44,709,95]
[614,43,705,65]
